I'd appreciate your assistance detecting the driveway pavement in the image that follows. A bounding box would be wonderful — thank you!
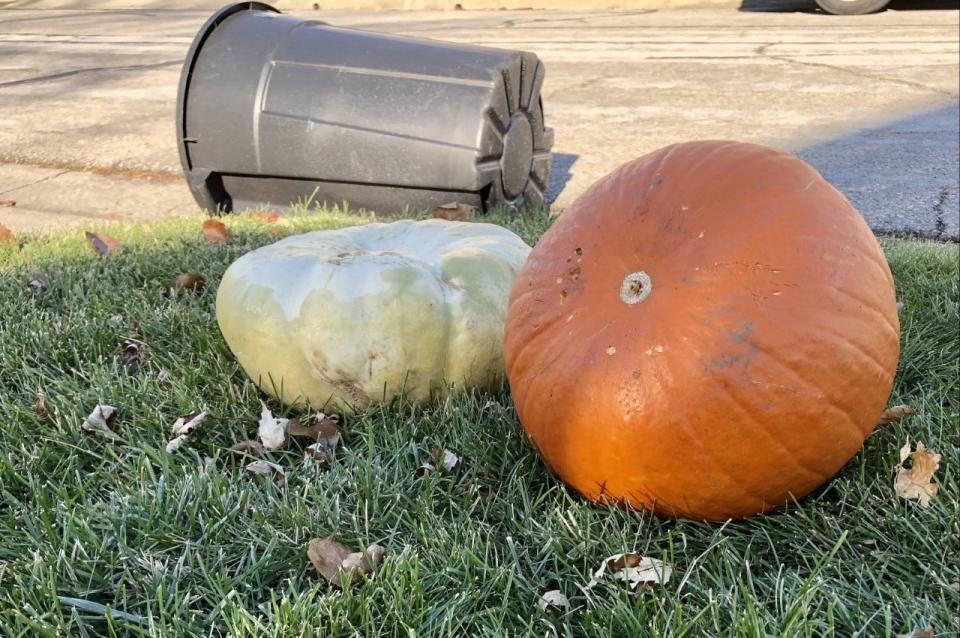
[0,4,957,237]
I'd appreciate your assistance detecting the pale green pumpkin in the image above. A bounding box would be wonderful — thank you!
[216,219,531,411]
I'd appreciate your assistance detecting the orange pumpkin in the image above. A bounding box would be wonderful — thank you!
[504,141,900,521]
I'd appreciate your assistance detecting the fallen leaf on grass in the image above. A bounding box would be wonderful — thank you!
[424,447,462,476]
[169,272,206,295]
[81,404,118,439]
[27,275,46,294]
[897,628,935,638]
[84,231,121,256]
[0,223,16,244]
[431,202,476,221]
[436,448,459,471]
[878,405,914,426]
[287,412,340,461]
[245,460,286,486]
[307,537,385,586]
[229,440,265,456]
[418,447,460,476]
[0,200,15,207]
[537,590,569,611]
[252,212,280,223]
[34,393,50,420]
[305,443,330,461]
[166,411,208,453]
[289,413,340,442]
[258,402,288,450]
[587,553,672,590]
[895,441,940,507]
[202,219,229,244]
[120,338,145,374]
[291,413,342,462]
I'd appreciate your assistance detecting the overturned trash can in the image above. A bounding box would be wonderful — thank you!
[177,2,553,215]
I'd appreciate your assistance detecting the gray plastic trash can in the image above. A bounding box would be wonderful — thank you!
[176,2,554,215]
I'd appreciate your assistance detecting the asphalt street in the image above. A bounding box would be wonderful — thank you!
[0,4,957,237]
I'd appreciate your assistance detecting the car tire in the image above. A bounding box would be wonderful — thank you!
[814,0,891,14]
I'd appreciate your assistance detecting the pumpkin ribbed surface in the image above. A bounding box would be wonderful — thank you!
[217,219,530,411]
[503,141,900,521]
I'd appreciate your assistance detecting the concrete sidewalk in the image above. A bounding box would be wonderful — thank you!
[1,5,958,236]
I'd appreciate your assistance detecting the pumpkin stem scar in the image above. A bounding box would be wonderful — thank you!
[620,271,652,305]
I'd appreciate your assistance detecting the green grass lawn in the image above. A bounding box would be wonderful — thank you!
[0,209,957,637]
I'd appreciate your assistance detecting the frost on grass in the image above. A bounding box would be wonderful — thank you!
[307,537,385,587]
[80,405,118,440]
[587,553,672,591]
[165,411,208,453]
[895,441,940,507]
[258,402,289,450]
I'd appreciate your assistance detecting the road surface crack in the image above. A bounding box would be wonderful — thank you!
[0,59,182,89]
[932,185,950,239]
[0,169,71,197]
[754,43,956,98]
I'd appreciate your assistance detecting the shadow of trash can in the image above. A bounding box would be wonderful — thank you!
[176,2,554,215]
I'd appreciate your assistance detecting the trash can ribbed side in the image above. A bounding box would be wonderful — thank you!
[177,2,552,215]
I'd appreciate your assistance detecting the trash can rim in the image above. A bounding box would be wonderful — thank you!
[176,1,280,176]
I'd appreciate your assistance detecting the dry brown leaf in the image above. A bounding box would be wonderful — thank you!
[307,537,385,586]
[878,405,914,426]
[81,404,118,439]
[166,411,208,453]
[252,212,280,223]
[291,413,341,461]
[897,628,935,638]
[431,202,476,221]
[169,411,208,437]
[341,545,385,573]
[587,553,672,590]
[895,441,940,507]
[317,415,341,453]
[0,223,16,245]
[120,338,145,374]
[245,459,286,486]
[0,199,15,207]
[305,443,329,462]
[170,272,206,295]
[286,417,314,439]
[288,413,340,440]
[202,219,229,244]
[34,393,50,420]
[229,440,265,456]
[416,448,459,477]
[258,402,288,450]
[84,231,121,256]
[537,589,569,611]
[27,275,46,294]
